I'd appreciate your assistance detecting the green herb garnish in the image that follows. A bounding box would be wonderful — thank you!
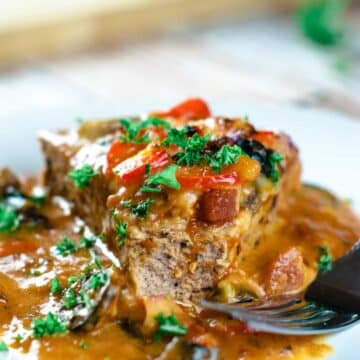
[123,199,156,219]
[0,341,8,351]
[79,290,92,309]
[68,165,97,189]
[50,277,63,295]
[176,134,210,166]
[317,246,333,273]
[142,117,171,130]
[154,313,187,341]
[162,127,188,148]
[141,164,180,193]
[32,313,67,338]
[68,273,86,286]
[296,0,348,46]
[207,144,246,173]
[62,288,79,309]
[119,117,171,144]
[269,151,284,184]
[114,218,127,246]
[55,237,78,257]
[87,271,108,290]
[119,119,150,144]
[90,250,103,270]
[0,204,19,232]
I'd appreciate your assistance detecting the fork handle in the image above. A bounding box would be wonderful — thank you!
[306,242,360,314]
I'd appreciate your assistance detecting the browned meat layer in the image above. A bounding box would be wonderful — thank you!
[39,117,301,301]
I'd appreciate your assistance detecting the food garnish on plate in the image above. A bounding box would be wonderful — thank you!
[0,98,359,359]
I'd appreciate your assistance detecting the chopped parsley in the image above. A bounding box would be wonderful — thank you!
[55,237,78,257]
[142,117,171,130]
[119,118,150,144]
[123,199,155,219]
[79,290,92,309]
[62,288,79,309]
[80,236,96,249]
[68,273,86,286]
[114,217,127,246]
[141,164,180,193]
[68,165,97,189]
[87,271,108,290]
[0,204,19,232]
[176,134,210,166]
[0,341,8,351]
[269,151,284,184]
[207,144,246,173]
[162,127,188,148]
[154,313,187,341]
[119,117,171,144]
[32,313,67,338]
[317,246,333,273]
[90,250,103,270]
[50,277,63,295]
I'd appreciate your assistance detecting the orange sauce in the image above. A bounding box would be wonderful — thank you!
[0,184,358,359]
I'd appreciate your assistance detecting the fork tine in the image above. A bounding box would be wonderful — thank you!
[201,300,325,324]
[201,300,360,335]
[242,297,302,311]
[246,312,360,335]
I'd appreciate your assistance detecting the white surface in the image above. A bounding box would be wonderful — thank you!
[0,98,359,358]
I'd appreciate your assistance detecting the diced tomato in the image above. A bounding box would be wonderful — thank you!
[106,139,145,174]
[113,146,169,184]
[154,98,211,120]
[0,241,38,257]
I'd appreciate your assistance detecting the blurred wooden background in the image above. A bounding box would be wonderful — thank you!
[0,0,300,67]
[0,0,358,122]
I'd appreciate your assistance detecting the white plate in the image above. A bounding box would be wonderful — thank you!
[1,97,359,359]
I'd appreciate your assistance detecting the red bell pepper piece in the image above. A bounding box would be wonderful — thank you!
[106,139,145,174]
[113,146,169,184]
[154,98,211,120]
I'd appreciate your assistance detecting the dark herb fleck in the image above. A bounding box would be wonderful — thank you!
[80,236,96,249]
[145,164,151,175]
[79,341,89,350]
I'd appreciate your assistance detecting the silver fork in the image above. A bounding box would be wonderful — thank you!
[201,242,360,335]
